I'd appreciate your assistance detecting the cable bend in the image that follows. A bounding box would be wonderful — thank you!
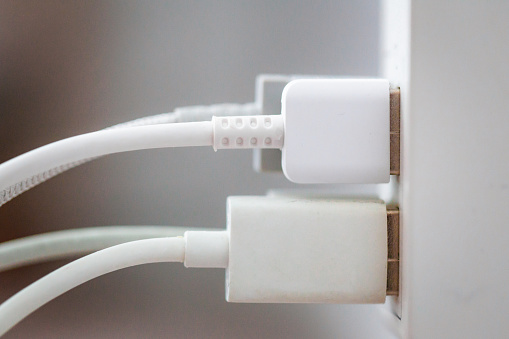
[0,102,258,207]
[0,122,213,206]
[0,237,186,336]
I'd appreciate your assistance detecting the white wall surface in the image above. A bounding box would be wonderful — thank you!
[383,1,509,337]
[0,1,395,338]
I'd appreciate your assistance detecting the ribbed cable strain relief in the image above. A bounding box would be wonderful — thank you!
[212,115,284,151]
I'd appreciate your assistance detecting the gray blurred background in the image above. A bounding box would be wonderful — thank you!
[0,1,385,338]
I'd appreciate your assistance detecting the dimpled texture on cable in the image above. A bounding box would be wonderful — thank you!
[0,103,258,207]
[212,115,284,150]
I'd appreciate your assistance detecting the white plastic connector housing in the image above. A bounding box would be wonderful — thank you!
[225,196,388,303]
[281,79,390,184]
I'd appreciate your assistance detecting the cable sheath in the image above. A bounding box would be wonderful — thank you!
[0,122,213,201]
[0,226,219,272]
[0,237,186,336]
[0,102,257,207]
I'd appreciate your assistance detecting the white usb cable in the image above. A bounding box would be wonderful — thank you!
[0,196,391,336]
[0,78,392,208]
[0,226,220,272]
[0,235,224,336]
[0,102,259,207]
[0,115,283,201]
[0,232,229,336]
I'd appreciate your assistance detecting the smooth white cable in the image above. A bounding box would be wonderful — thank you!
[0,238,186,336]
[0,122,213,195]
[105,112,179,129]
[0,231,229,336]
[0,226,220,272]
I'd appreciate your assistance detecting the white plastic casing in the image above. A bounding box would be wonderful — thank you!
[184,231,229,268]
[281,79,390,184]
[225,196,388,303]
